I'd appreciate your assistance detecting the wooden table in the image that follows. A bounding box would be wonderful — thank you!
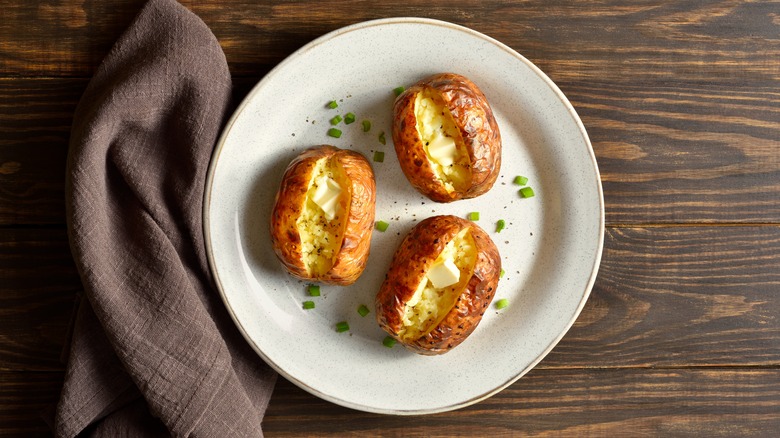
[2,1,778,436]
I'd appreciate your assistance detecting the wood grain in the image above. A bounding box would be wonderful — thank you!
[543,225,780,368]
[565,80,780,224]
[0,228,80,371]
[2,368,777,437]
[1,77,778,226]
[1,1,778,86]
[2,226,777,372]
[0,78,83,225]
[0,371,63,437]
[0,0,778,435]
[262,369,780,437]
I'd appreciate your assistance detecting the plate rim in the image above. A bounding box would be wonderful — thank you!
[203,16,605,415]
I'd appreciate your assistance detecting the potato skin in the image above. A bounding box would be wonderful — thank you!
[392,73,502,202]
[270,145,376,285]
[375,215,501,355]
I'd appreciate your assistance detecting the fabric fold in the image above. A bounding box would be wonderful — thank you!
[56,0,276,436]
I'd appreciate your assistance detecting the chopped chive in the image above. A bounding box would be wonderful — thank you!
[336,321,350,332]
[357,304,370,317]
[302,300,315,310]
[375,220,390,232]
[382,336,397,348]
[327,128,342,138]
[500,268,506,278]
[495,298,509,310]
[307,284,320,297]
[373,151,385,162]
[330,115,342,125]
[514,175,529,186]
[344,112,356,124]
[496,219,506,233]
[519,187,535,198]
[378,131,386,145]
[393,86,405,96]
[362,120,371,132]
[468,211,480,221]
[327,100,338,109]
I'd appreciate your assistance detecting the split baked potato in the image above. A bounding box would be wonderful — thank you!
[392,73,502,203]
[270,145,376,285]
[375,215,501,355]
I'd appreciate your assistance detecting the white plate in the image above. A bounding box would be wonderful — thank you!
[204,18,603,414]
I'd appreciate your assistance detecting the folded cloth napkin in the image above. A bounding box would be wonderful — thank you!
[55,0,276,436]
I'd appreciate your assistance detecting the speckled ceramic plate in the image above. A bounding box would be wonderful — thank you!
[204,18,603,414]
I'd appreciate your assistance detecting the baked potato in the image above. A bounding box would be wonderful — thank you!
[392,73,502,203]
[375,215,501,355]
[270,145,376,285]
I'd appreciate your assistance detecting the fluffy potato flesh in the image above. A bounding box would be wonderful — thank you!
[414,90,471,193]
[296,157,351,276]
[399,228,477,341]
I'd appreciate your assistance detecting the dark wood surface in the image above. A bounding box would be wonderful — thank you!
[1,0,778,436]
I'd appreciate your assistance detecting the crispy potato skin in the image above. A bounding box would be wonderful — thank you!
[392,73,502,202]
[270,145,376,285]
[375,215,501,355]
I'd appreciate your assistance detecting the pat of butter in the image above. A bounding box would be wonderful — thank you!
[427,257,460,289]
[311,176,342,220]
[427,135,457,166]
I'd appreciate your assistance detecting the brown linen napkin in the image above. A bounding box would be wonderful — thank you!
[55,0,277,436]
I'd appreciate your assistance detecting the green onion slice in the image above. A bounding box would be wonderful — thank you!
[330,115,342,125]
[500,268,506,278]
[373,151,385,162]
[496,219,506,233]
[336,321,350,332]
[307,284,320,297]
[378,131,386,145]
[495,298,509,310]
[468,212,480,221]
[393,86,405,96]
[357,305,370,317]
[302,300,315,310]
[327,128,342,138]
[383,336,397,348]
[362,120,371,132]
[514,175,529,186]
[519,187,535,198]
[375,220,390,232]
[327,100,338,109]
[344,112,356,124]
